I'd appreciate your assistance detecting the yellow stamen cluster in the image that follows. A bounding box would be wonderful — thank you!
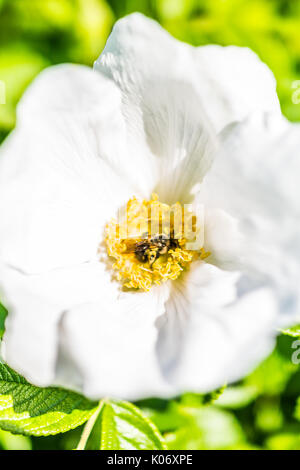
[104,194,210,291]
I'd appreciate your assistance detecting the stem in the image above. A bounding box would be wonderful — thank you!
[76,400,104,450]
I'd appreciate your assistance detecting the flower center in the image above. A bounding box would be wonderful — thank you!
[104,194,210,291]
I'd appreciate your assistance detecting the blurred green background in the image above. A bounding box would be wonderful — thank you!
[1,0,300,451]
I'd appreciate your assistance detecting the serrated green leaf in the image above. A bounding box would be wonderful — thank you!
[280,325,300,338]
[77,399,167,450]
[0,363,97,436]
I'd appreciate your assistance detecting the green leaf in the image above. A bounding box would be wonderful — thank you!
[77,399,167,450]
[0,303,7,340]
[141,397,248,450]
[216,385,258,409]
[280,325,300,338]
[139,399,190,434]
[165,407,246,450]
[173,386,226,409]
[245,348,297,396]
[202,385,227,405]
[0,362,97,436]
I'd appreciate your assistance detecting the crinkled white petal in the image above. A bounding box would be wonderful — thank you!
[0,262,118,388]
[95,14,280,202]
[55,287,172,401]
[0,65,138,274]
[193,45,281,132]
[200,114,300,323]
[95,13,218,203]
[156,262,277,392]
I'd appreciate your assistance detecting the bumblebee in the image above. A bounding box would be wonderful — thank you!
[123,233,179,267]
[132,234,179,267]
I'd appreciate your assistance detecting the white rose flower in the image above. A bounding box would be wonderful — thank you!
[0,13,299,401]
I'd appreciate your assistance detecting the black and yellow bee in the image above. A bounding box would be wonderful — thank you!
[125,233,179,267]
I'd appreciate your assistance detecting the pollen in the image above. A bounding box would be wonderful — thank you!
[104,194,210,291]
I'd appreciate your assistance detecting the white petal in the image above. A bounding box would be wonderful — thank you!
[200,114,300,321]
[0,65,136,274]
[18,64,120,120]
[16,64,159,198]
[156,263,277,392]
[0,262,118,388]
[204,208,244,270]
[156,263,238,375]
[95,13,218,203]
[193,46,281,132]
[175,290,277,393]
[56,287,172,400]
[95,14,280,201]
